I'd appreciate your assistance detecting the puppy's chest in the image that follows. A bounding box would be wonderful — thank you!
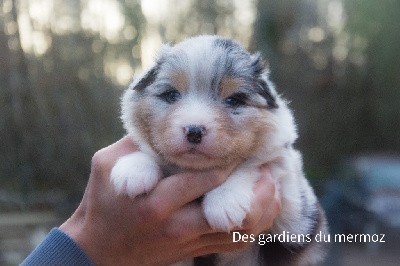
[160,163,182,177]
[159,162,218,178]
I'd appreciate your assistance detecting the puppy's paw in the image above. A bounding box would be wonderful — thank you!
[111,152,161,198]
[203,185,253,232]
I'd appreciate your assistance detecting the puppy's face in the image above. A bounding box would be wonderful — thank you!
[126,36,280,170]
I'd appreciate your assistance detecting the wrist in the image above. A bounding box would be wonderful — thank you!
[21,228,93,266]
[59,207,100,264]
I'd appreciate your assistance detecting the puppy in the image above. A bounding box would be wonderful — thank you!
[111,35,328,265]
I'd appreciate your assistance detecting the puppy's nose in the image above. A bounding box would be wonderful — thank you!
[184,125,206,144]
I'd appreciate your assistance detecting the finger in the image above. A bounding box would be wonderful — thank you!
[163,203,214,242]
[185,229,257,257]
[190,229,264,257]
[166,207,260,244]
[252,195,281,235]
[147,164,238,219]
[250,175,282,235]
[183,232,237,258]
[91,135,139,178]
[241,168,276,230]
[196,232,238,245]
[191,241,250,258]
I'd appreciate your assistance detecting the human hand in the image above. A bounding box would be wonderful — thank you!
[241,164,282,236]
[60,136,281,265]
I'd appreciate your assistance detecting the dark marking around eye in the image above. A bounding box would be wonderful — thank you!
[157,86,181,104]
[224,93,248,108]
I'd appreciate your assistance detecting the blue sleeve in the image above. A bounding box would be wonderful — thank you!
[21,228,93,266]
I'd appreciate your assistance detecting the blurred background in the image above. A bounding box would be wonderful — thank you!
[0,0,399,265]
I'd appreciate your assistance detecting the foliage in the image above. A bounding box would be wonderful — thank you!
[252,0,400,178]
[0,0,399,201]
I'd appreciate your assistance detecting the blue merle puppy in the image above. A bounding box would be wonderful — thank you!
[111,35,328,265]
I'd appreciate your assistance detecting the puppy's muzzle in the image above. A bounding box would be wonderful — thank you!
[184,125,206,144]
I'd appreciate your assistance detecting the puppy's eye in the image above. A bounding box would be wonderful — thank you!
[158,88,181,104]
[224,93,248,108]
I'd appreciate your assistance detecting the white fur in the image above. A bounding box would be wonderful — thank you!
[173,97,216,128]
[203,164,259,231]
[120,89,157,157]
[113,35,327,265]
[111,152,161,198]
[175,36,222,85]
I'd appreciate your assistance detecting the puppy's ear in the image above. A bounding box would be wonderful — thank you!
[250,53,279,109]
[128,63,160,91]
[128,44,172,91]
